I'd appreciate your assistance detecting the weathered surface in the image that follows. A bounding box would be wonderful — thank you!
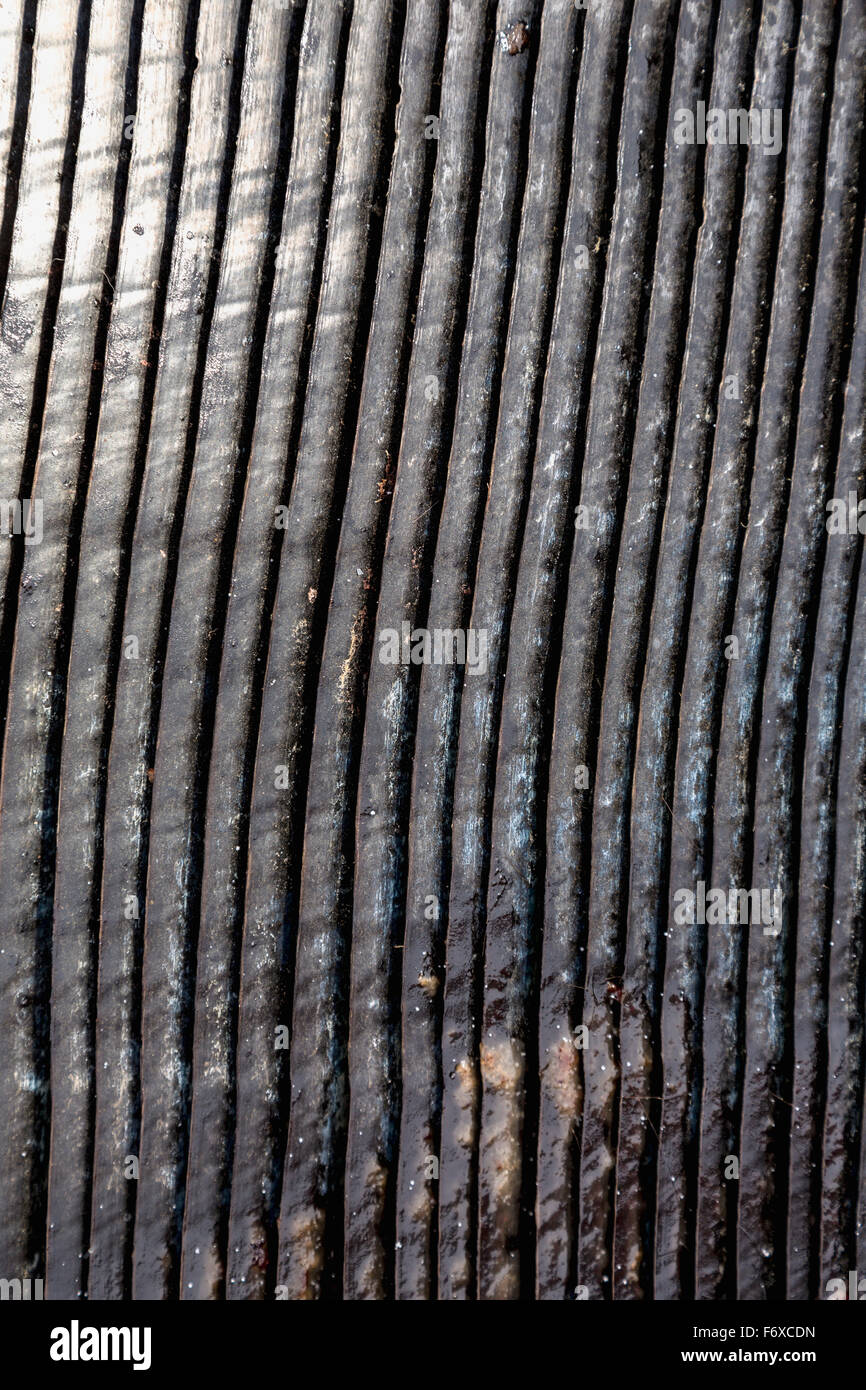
[0,0,863,1303]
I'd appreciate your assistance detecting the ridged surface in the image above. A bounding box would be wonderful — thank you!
[0,0,864,1301]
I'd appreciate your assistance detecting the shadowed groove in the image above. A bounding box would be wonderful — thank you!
[611,0,757,1302]
[737,0,866,1298]
[598,0,722,1302]
[697,0,840,1301]
[0,0,37,307]
[90,0,252,1299]
[436,0,631,1301]
[537,0,680,1304]
[0,0,143,1282]
[397,0,565,1302]
[814,209,866,1295]
[233,0,405,1301]
[273,0,443,1301]
[0,0,91,749]
[342,0,499,1301]
[132,0,304,1300]
[345,0,542,1302]
[656,0,798,1302]
[47,0,199,1300]
[0,0,861,1306]
[180,0,342,1303]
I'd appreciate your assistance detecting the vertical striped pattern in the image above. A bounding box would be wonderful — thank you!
[0,0,863,1301]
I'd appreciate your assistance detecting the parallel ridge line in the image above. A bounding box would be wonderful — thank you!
[0,0,860,1301]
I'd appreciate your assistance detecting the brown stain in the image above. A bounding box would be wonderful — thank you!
[501,21,530,56]
[542,1035,581,1118]
[283,1210,327,1300]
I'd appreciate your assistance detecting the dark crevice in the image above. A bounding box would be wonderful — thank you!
[628,0,724,1297]
[422,6,552,1303]
[533,0,637,1301]
[797,85,866,1299]
[198,0,344,1303]
[564,0,682,1302]
[123,0,255,1298]
[0,0,38,305]
[643,0,758,1302]
[259,0,411,1301]
[685,1,799,1302]
[731,0,845,1302]
[363,1,493,1302]
[163,0,309,1296]
[0,0,92,759]
[72,0,203,1299]
[35,0,148,1280]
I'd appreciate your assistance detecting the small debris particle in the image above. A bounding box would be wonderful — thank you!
[500,21,530,55]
